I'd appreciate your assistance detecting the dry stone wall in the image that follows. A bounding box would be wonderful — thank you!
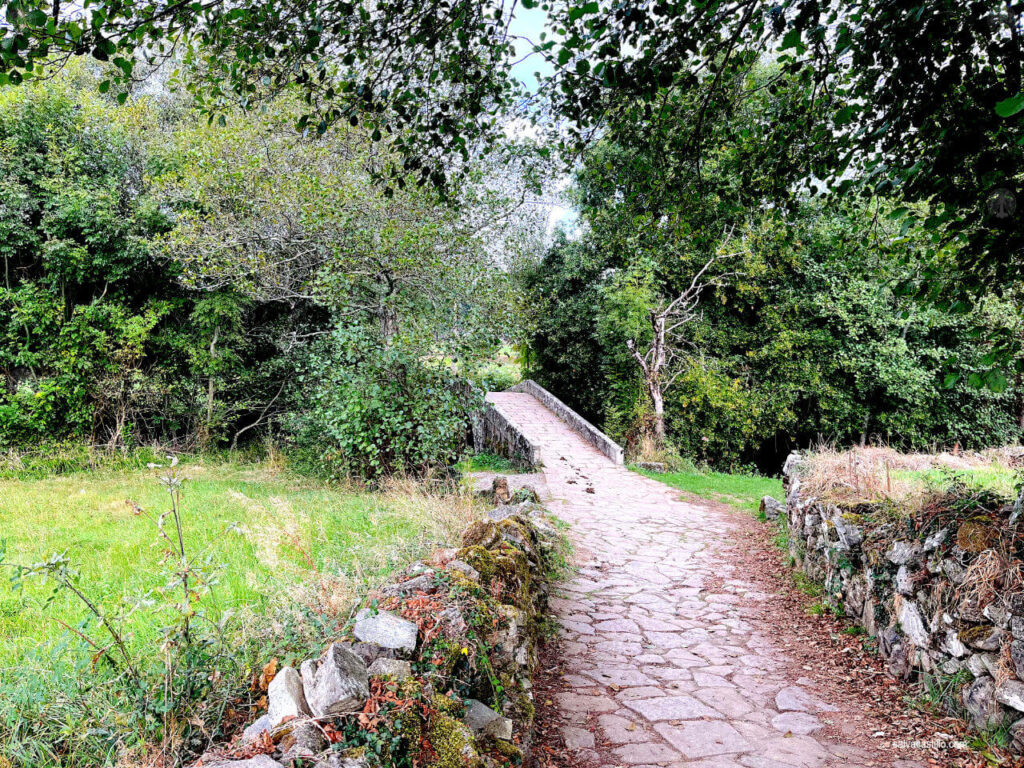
[782,452,1024,751]
[193,491,562,768]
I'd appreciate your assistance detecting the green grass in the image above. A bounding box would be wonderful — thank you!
[458,451,516,473]
[892,465,1019,498]
[636,466,784,515]
[0,458,473,666]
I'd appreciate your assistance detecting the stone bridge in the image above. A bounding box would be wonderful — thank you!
[483,383,924,768]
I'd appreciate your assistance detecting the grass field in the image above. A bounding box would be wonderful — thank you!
[636,466,784,516]
[0,457,474,666]
[0,456,479,765]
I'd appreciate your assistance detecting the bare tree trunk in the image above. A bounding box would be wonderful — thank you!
[650,385,666,444]
[204,324,219,446]
[1017,372,1024,432]
[625,250,739,452]
[379,305,398,344]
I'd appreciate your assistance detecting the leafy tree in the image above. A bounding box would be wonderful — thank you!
[0,0,523,189]
[526,68,1022,469]
[0,70,181,445]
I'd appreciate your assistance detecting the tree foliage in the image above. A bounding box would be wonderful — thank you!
[0,68,539,474]
[525,69,1022,469]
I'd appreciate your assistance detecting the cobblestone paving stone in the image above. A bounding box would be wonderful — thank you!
[488,392,915,768]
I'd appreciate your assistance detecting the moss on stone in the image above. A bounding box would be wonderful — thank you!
[957,520,996,553]
[425,713,483,768]
[492,739,524,760]
[432,693,466,717]
[463,520,500,549]
[958,625,994,644]
[459,545,498,581]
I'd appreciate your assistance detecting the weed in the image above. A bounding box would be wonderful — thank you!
[459,452,516,473]
[908,669,972,715]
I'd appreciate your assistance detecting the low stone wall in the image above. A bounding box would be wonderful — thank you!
[479,398,543,469]
[508,380,624,465]
[783,452,1024,750]
[195,494,562,768]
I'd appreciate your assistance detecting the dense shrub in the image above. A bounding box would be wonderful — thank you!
[525,207,1022,472]
[291,326,483,479]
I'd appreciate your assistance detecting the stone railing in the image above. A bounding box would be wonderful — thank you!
[508,380,624,465]
[478,396,543,469]
[193,492,562,768]
[782,452,1024,752]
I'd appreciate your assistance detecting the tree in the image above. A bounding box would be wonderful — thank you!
[0,0,523,189]
[526,66,1022,469]
[626,252,738,445]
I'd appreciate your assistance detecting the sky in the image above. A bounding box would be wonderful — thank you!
[506,4,556,93]
[503,4,577,236]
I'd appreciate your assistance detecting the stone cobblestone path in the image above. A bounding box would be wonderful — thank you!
[488,391,911,768]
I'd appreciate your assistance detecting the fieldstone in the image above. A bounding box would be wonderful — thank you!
[463,699,513,740]
[962,676,1003,729]
[760,496,785,520]
[492,476,512,505]
[349,642,397,666]
[964,625,1007,651]
[598,713,649,744]
[940,629,968,658]
[898,600,931,647]
[967,653,992,678]
[1008,592,1024,616]
[462,519,501,549]
[895,566,915,596]
[981,652,1002,678]
[1010,718,1024,753]
[833,516,863,549]
[638,461,666,473]
[353,609,418,654]
[940,658,963,675]
[267,666,310,727]
[783,452,806,478]
[367,658,413,679]
[771,711,824,735]
[887,641,915,680]
[381,574,435,596]
[561,726,595,750]
[1012,640,1024,680]
[193,756,284,768]
[280,720,328,761]
[624,694,721,720]
[887,541,922,565]
[878,627,900,658]
[942,558,966,584]
[242,714,272,743]
[319,755,369,768]
[985,602,1011,628]
[301,643,370,717]
[774,686,838,713]
[447,559,480,581]
[923,528,948,552]
[653,720,751,759]
[997,680,1024,712]
[440,604,468,635]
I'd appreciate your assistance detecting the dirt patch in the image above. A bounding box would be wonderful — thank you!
[531,640,594,768]
[721,499,1024,768]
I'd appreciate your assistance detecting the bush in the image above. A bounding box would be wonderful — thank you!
[291,326,482,480]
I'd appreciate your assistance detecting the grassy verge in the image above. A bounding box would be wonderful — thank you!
[457,451,517,473]
[635,466,784,516]
[0,457,476,766]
